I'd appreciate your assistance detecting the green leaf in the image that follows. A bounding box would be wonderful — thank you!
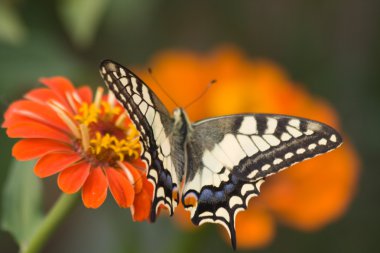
[0,3,26,45]
[1,160,43,251]
[58,0,111,49]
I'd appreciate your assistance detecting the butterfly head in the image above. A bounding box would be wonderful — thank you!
[173,108,182,121]
[173,108,192,136]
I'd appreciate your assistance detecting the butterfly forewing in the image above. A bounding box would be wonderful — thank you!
[99,60,181,220]
[182,114,342,249]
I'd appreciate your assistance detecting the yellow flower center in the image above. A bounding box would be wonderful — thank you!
[71,89,141,166]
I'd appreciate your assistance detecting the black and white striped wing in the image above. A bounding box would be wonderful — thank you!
[99,60,181,221]
[182,114,342,249]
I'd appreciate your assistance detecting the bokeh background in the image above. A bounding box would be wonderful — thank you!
[0,0,379,252]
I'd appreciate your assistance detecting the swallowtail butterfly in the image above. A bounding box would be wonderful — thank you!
[99,60,342,249]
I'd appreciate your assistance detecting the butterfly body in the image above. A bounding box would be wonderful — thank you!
[99,60,342,249]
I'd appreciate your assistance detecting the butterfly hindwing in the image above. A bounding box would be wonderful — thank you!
[99,60,181,220]
[182,114,342,249]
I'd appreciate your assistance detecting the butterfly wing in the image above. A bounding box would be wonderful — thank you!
[182,114,342,249]
[99,60,182,221]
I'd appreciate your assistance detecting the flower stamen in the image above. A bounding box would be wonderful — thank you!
[115,112,128,128]
[80,124,90,151]
[108,91,116,108]
[94,87,104,109]
[72,90,83,104]
[75,103,100,125]
[50,100,69,113]
[65,91,78,114]
[49,102,81,138]
[101,101,121,120]
[88,129,140,164]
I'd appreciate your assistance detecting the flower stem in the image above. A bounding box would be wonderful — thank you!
[22,193,80,253]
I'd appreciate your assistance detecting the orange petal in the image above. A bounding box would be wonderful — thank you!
[24,88,63,105]
[132,177,153,221]
[58,162,91,194]
[39,76,75,95]
[34,152,82,178]
[123,162,143,193]
[4,100,70,132]
[6,121,71,143]
[77,86,93,104]
[129,158,147,171]
[106,168,134,208]
[39,77,76,110]
[2,114,57,130]
[233,204,275,249]
[82,167,108,208]
[13,139,72,161]
[3,114,31,128]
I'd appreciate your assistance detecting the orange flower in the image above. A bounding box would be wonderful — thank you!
[138,47,359,248]
[2,77,153,221]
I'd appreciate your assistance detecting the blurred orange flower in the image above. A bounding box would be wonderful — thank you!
[2,77,153,221]
[138,47,359,249]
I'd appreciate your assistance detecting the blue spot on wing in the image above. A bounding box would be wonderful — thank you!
[199,189,213,202]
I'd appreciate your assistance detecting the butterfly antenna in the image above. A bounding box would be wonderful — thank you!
[184,79,217,109]
[148,68,179,107]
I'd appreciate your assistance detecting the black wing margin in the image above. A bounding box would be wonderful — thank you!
[182,114,342,249]
[99,60,181,221]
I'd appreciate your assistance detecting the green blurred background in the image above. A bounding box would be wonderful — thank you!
[0,0,379,252]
